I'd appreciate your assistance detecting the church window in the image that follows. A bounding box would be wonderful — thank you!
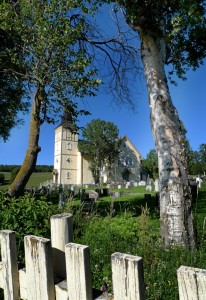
[66,158,72,163]
[67,172,71,179]
[126,157,133,167]
[67,142,73,150]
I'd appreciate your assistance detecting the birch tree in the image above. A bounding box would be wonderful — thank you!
[110,0,206,248]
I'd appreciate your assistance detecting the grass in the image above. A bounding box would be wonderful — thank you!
[0,172,52,191]
[0,176,206,299]
[64,182,206,299]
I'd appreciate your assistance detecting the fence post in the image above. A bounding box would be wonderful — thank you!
[24,235,55,300]
[65,243,92,300]
[0,230,19,300]
[111,252,145,300]
[177,266,206,300]
[50,213,73,279]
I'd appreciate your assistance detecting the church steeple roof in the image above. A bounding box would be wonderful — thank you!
[57,109,78,133]
[60,110,73,128]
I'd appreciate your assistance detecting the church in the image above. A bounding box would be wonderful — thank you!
[52,116,145,185]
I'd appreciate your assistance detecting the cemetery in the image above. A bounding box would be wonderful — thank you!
[0,176,206,299]
[1,0,206,299]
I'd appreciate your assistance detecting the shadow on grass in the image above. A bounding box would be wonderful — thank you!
[92,194,160,219]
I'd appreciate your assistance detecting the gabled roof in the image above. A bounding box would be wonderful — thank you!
[121,135,142,159]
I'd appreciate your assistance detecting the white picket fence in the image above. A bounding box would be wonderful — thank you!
[0,213,206,300]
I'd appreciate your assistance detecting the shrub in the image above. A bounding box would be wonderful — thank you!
[10,166,20,183]
[0,192,58,265]
[0,173,5,184]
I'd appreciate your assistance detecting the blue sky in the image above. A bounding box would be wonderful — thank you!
[0,3,205,166]
[0,62,205,166]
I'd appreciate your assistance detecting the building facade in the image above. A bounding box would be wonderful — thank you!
[53,120,144,185]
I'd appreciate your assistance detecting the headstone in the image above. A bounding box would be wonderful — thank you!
[126,182,130,189]
[146,185,152,191]
[154,179,159,192]
[196,176,202,188]
[139,181,146,186]
[118,185,121,189]
[134,182,138,187]
[89,190,99,200]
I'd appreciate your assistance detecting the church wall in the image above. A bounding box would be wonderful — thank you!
[110,138,141,183]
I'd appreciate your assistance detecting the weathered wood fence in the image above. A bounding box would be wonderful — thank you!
[0,213,206,300]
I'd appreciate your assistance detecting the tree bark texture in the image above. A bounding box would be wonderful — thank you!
[139,28,195,248]
[8,86,44,197]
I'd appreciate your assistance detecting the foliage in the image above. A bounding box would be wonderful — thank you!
[0,173,5,184]
[10,166,21,183]
[142,149,158,180]
[78,119,121,183]
[71,183,206,299]
[0,164,53,172]
[188,143,206,175]
[0,0,101,126]
[115,0,206,81]
[0,191,57,265]
[0,28,29,141]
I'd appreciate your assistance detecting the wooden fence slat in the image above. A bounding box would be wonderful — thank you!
[111,252,145,300]
[0,230,19,300]
[50,213,73,279]
[24,235,55,300]
[65,242,92,300]
[178,266,206,300]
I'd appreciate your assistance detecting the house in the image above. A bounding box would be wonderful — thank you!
[53,116,145,185]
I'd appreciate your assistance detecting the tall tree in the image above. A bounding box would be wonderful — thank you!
[0,0,102,197]
[141,149,158,180]
[78,119,120,183]
[0,28,29,141]
[109,0,206,248]
[1,0,138,197]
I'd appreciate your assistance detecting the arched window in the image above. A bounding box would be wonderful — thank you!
[67,142,73,150]
[67,172,71,179]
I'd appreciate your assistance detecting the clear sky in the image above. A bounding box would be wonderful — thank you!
[0,3,205,166]
[0,62,205,166]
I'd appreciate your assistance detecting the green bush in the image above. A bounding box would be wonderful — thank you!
[10,166,20,183]
[0,192,58,265]
[0,174,5,184]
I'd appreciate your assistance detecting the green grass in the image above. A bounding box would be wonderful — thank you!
[64,183,206,299]
[0,172,52,191]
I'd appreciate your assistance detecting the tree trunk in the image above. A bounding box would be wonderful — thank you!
[8,86,44,197]
[139,28,196,248]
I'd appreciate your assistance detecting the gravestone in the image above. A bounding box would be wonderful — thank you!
[146,185,152,191]
[139,181,146,186]
[89,190,99,201]
[154,179,159,192]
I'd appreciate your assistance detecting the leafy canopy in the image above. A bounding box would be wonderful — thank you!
[0,0,102,125]
[0,28,29,141]
[78,119,120,182]
[141,149,158,180]
[112,0,206,81]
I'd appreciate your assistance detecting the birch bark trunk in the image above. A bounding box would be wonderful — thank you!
[8,86,44,197]
[139,28,195,248]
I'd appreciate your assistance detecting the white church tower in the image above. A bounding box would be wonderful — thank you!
[53,113,81,185]
[53,113,93,185]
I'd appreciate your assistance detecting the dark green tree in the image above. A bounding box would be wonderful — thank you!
[78,119,120,183]
[0,0,102,197]
[1,0,138,197]
[0,29,29,141]
[142,149,158,180]
[104,0,206,248]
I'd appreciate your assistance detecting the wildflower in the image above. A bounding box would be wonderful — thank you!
[101,284,107,293]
